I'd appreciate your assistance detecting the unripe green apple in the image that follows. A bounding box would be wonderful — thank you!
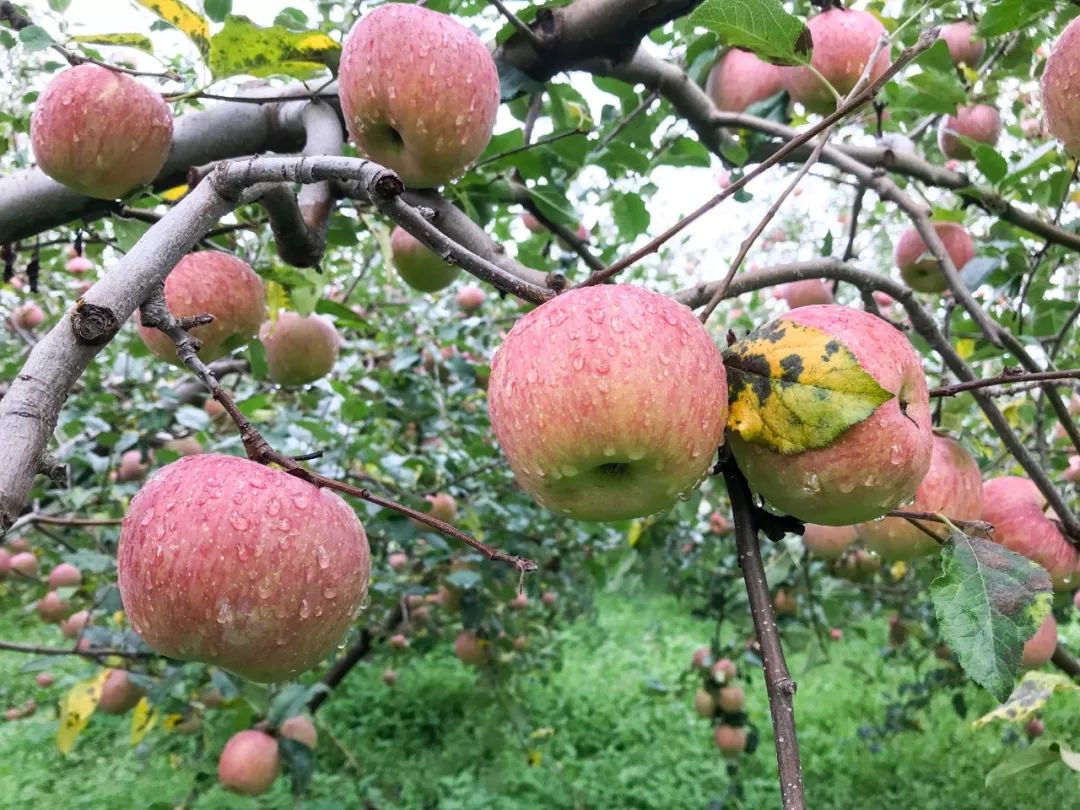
[280,714,317,749]
[338,5,500,187]
[1021,614,1057,668]
[118,454,371,682]
[802,523,857,560]
[729,305,932,525]
[487,284,728,521]
[893,222,975,293]
[857,434,982,560]
[1041,17,1080,156]
[30,64,172,199]
[98,669,146,715]
[259,312,341,386]
[218,729,280,797]
[390,227,461,292]
[938,105,1002,160]
[137,252,266,365]
[706,48,785,112]
[939,22,985,67]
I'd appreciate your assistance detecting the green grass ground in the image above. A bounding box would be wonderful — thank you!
[1,590,1076,809]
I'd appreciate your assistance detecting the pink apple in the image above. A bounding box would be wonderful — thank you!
[114,449,149,483]
[939,22,985,67]
[97,669,146,715]
[338,5,500,187]
[694,688,715,718]
[218,729,280,796]
[509,592,528,610]
[1021,614,1057,668]
[259,312,340,386]
[830,628,844,641]
[455,285,486,313]
[4,536,28,553]
[118,454,371,681]
[454,630,488,666]
[711,658,737,684]
[381,668,398,686]
[1026,717,1046,738]
[718,685,745,712]
[47,563,82,589]
[938,105,1002,160]
[802,524,857,560]
[714,725,746,757]
[893,222,976,293]
[0,549,9,577]
[9,551,38,576]
[691,646,712,670]
[137,252,266,365]
[705,48,785,112]
[857,434,982,560]
[1041,17,1080,155]
[389,633,408,649]
[390,226,461,292]
[781,9,891,113]
[729,305,932,525]
[1066,456,1080,482]
[982,477,1078,590]
[61,610,90,639]
[388,552,409,571]
[521,211,545,233]
[279,714,317,749]
[709,511,730,535]
[163,436,202,456]
[487,284,728,521]
[11,303,44,329]
[776,280,833,309]
[541,591,557,607]
[65,255,93,274]
[35,673,54,688]
[31,64,172,199]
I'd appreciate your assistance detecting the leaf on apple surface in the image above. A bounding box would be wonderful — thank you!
[722,319,892,454]
[56,669,109,754]
[931,525,1054,703]
[689,0,812,66]
[68,33,155,54]
[208,16,340,80]
[134,0,210,59]
[971,671,1078,730]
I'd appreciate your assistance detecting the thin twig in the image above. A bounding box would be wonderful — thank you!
[473,128,586,169]
[929,369,1080,398]
[887,509,994,538]
[0,639,156,659]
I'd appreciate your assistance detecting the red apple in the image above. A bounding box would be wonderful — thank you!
[714,724,746,757]
[6,536,30,553]
[711,658,737,684]
[61,610,90,639]
[30,64,172,199]
[163,436,202,457]
[773,588,798,616]
[729,305,932,525]
[1021,614,1057,668]
[893,222,975,293]
[11,302,45,329]
[47,563,82,589]
[388,552,409,571]
[259,312,340,386]
[218,729,280,797]
[802,523,857,560]
[694,688,716,718]
[709,511,730,535]
[830,628,844,641]
[279,714,317,749]
[691,646,712,670]
[455,285,486,313]
[718,685,745,712]
[982,477,1078,590]
[1026,717,1046,738]
[454,630,488,666]
[382,668,397,686]
[1042,17,1080,155]
[65,255,93,274]
[117,454,371,682]
[425,493,457,523]
[205,398,226,421]
[35,673,54,688]
[541,591,557,607]
[389,633,408,649]
[9,551,38,575]
[37,590,71,623]
[522,212,544,233]
[705,48,785,112]
[776,280,833,309]
[781,9,891,113]
[137,252,266,365]
[390,226,461,292]
[939,22,985,67]
[857,434,983,559]
[488,284,728,521]
[98,669,146,715]
[114,449,149,483]
[938,105,1002,160]
[0,549,9,577]
[338,5,500,187]
[509,592,528,610]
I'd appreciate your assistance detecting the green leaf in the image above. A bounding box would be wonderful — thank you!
[18,25,56,52]
[68,33,154,53]
[611,192,650,241]
[722,317,893,454]
[279,737,315,796]
[48,0,72,13]
[931,527,1054,702]
[208,15,340,79]
[133,0,210,58]
[266,684,326,728]
[978,0,1057,37]
[689,0,812,66]
[446,569,482,589]
[203,0,232,23]
[973,144,1008,185]
[984,742,1072,788]
[246,340,267,381]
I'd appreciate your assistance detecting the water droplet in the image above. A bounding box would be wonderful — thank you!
[323,587,337,599]
[839,481,855,494]
[236,544,250,561]
[215,601,232,625]
[802,473,821,494]
[228,512,250,531]
[316,546,330,569]
[299,599,311,619]
[292,494,309,511]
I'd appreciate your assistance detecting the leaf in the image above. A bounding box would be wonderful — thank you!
[446,569,481,589]
[931,526,1054,702]
[722,318,893,454]
[971,671,1079,729]
[689,0,812,66]
[18,25,55,52]
[133,0,210,58]
[203,0,232,23]
[984,741,1072,788]
[611,192,650,241]
[57,670,109,754]
[978,0,1057,37]
[208,15,340,80]
[973,144,1008,185]
[279,737,315,796]
[68,33,154,53]
[266,684,326,728]
[130,697,156,745]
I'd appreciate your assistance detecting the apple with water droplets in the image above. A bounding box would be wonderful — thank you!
[1041,17,1080,156]
[939,22,985,67]
[938,105,1002,160]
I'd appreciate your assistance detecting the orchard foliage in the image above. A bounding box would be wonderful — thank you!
[1,0,1079,805]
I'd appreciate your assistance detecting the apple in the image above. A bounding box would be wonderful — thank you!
[781,9,891,113]
[4,708,20,722]
[381,668,397,686]
[541,591,557,607]
[30,64,172,199]
[714,725,747,757]
[425,493,457,523]
[47,563,82,589]
[1041,17,1080,155]
[454,630,488,666]
[9,551,38,576]
[259,312,341,386]
[773,589,797,616]
[487,284,728,521]
[388,552,409,571]
[1026,718,1046,738]
[776,280,833,309]
[98,669,146,715]
[888,615,907,647]
[455,285,486,313]
[706,48,785,113]
[509,593,528,610]
[718,685,746,713]
[37,590,71,623]
[522,212,545,233]
[137,252,266,366]
[218,729,280,797]
[691,646,712,670]
[856,434,983,560]
[938,105,1002,160]
[711,658,737,684]
[982,477,1079,590]
[1074,590,1080,611]
[338,4,500,187]
[802,523,857,560]
[163,437,202,456]
[1021,614,1057,668]
[729,305,932,525]
[0,549,9,577]
[205,398,226,421]
[66,255,93,274]
[114,449,150,483]
[694,689,716,718]
[830,628,844,641]
[61,610,90,639]
[35,673,54,688]
[117,454,371,682]
[893,222,975,293]
[389,633,409,649]
[939,22,985,66]
[831,547,882,582]
[390,226,461,292]
[279,714,317,749]
[11,302,45,329]
[7,537,31,553]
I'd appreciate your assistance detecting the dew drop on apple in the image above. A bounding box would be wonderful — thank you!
[316,546,330,569]
[802,473,821,494]
[228,512,250,532]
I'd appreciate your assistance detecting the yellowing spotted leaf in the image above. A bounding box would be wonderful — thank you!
[57,670,109,754]
[134,0,210,58]
[971,671,1078,729]
[131,697,157,745]
[207,16,341,80]
[68,33,154,53]
[626,519,643,547]
[723,319,892,454]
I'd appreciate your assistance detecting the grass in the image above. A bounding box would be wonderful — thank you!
[1,589,1076,809]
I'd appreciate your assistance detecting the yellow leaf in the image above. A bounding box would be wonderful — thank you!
[955,338,975,360]
[207,17,340,80]
[890,561,908,580]
[159,184,189,202]
[723,319,892,454]
[163,713,185,732]
[68,33,154,53]
[527,750,543,766]
[57,670,109,754]
[627,520,643,547]
[134,0,210,58]
[111,610,125,626]
[266,281,289,321]
[130,698,157,745]
[971,672,1078,729]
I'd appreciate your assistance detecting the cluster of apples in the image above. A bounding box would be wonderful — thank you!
[690,647,749,757]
